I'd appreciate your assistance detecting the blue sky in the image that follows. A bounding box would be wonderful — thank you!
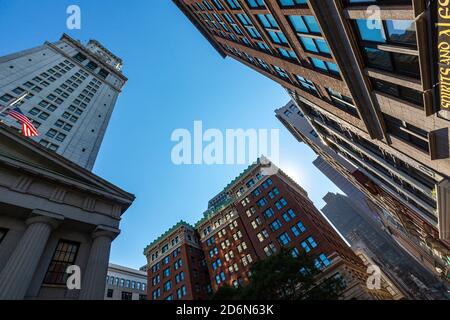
[0,0,342,268]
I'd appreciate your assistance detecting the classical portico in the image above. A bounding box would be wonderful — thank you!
[0,124,134,300]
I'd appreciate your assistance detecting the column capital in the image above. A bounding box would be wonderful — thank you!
[26,209,64,229]
[92,225,120,240]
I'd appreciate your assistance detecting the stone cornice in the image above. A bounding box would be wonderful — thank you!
[0,123,135,212]
[59,33,128,82]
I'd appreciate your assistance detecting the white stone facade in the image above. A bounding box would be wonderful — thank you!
[0,34,127,171]
[0,124,134,299]
[104,264,147,300]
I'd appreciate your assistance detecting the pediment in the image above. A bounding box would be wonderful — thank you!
[0,124,134,206]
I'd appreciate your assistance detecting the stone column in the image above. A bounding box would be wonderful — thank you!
[79,227,119,300]
[0,212,62,299]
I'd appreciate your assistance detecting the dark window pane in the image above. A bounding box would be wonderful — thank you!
[392,53,420,78]
[372,78,422,107]
[385,20,416,46]
[356,19,386,43]
[372,78,399,96]
[43,240,80,285]
[399,86,423,106]
[384,114,429,152]
[364,47,393,71]
[0,228,7,244]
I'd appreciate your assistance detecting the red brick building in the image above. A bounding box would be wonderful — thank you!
[144,222,211,300]
[172,0,450,278]
[145,158,393,299]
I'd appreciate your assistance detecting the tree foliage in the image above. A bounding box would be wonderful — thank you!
[212,248,344,300]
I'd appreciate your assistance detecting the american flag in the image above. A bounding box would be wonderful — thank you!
[7,107,39,137]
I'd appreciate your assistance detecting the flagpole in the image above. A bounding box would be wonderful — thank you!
[0,91,29,115]
[8,91,29,107]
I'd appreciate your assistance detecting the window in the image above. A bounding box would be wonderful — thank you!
[46,129,57,138]
[152,288,161,299]
[257,229,269,242]
[121,292,132,300]
[23,81,34,88]
[277,232,291,246]
[288,15,320,34]
[326,88,359,118]
[257,42,270,51]
[107,289,114,298]
[252,187,262,197]
[43,240,80,285]
[39,140,49,147]
[301,240,311,252]
[175,272,185,284]
[152,262,161,272]
[12,87,25,95]
[264,242,277,256]
[152,275,161,286]
[275,198,287,210]
[29,107,41,116]
[295,75,318,96]
[299,37,330,55]
[73,52,87,63]
[256,14,288,45]
[0,228,8,244]
[307,236,317,248]
[257,14,278,29]
[262,178,272,188]
[371,78,422,107]
[174,259,183,270]
[163,267,170,277]
[177,285,187,299]
[86,61,98,71]
[55,133,66,142]
[268,187,279,198]
[213,0,224,10]
[212,258,222,270]
[269,219,282,231]
[0,94,13,103]
[355,19,386,43]
[278,48,298,61]
[246,0,265,8]
[48,144,59,152]
[383,114,429,152]
[263,208,275,219]
[47,104,57,112]
[164,280,172,291]
[273,65,290,79]
[355,19,416,46]
[246,178,255,188]
[310,57,340,76]
[257,197,268,208]
[226,0,240,9]
[318,253,331,268]
[279,0,307,7]
[386,20,416,45]
[363,47,419,78]
[282,209,296,222]
[291,221,306,236]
